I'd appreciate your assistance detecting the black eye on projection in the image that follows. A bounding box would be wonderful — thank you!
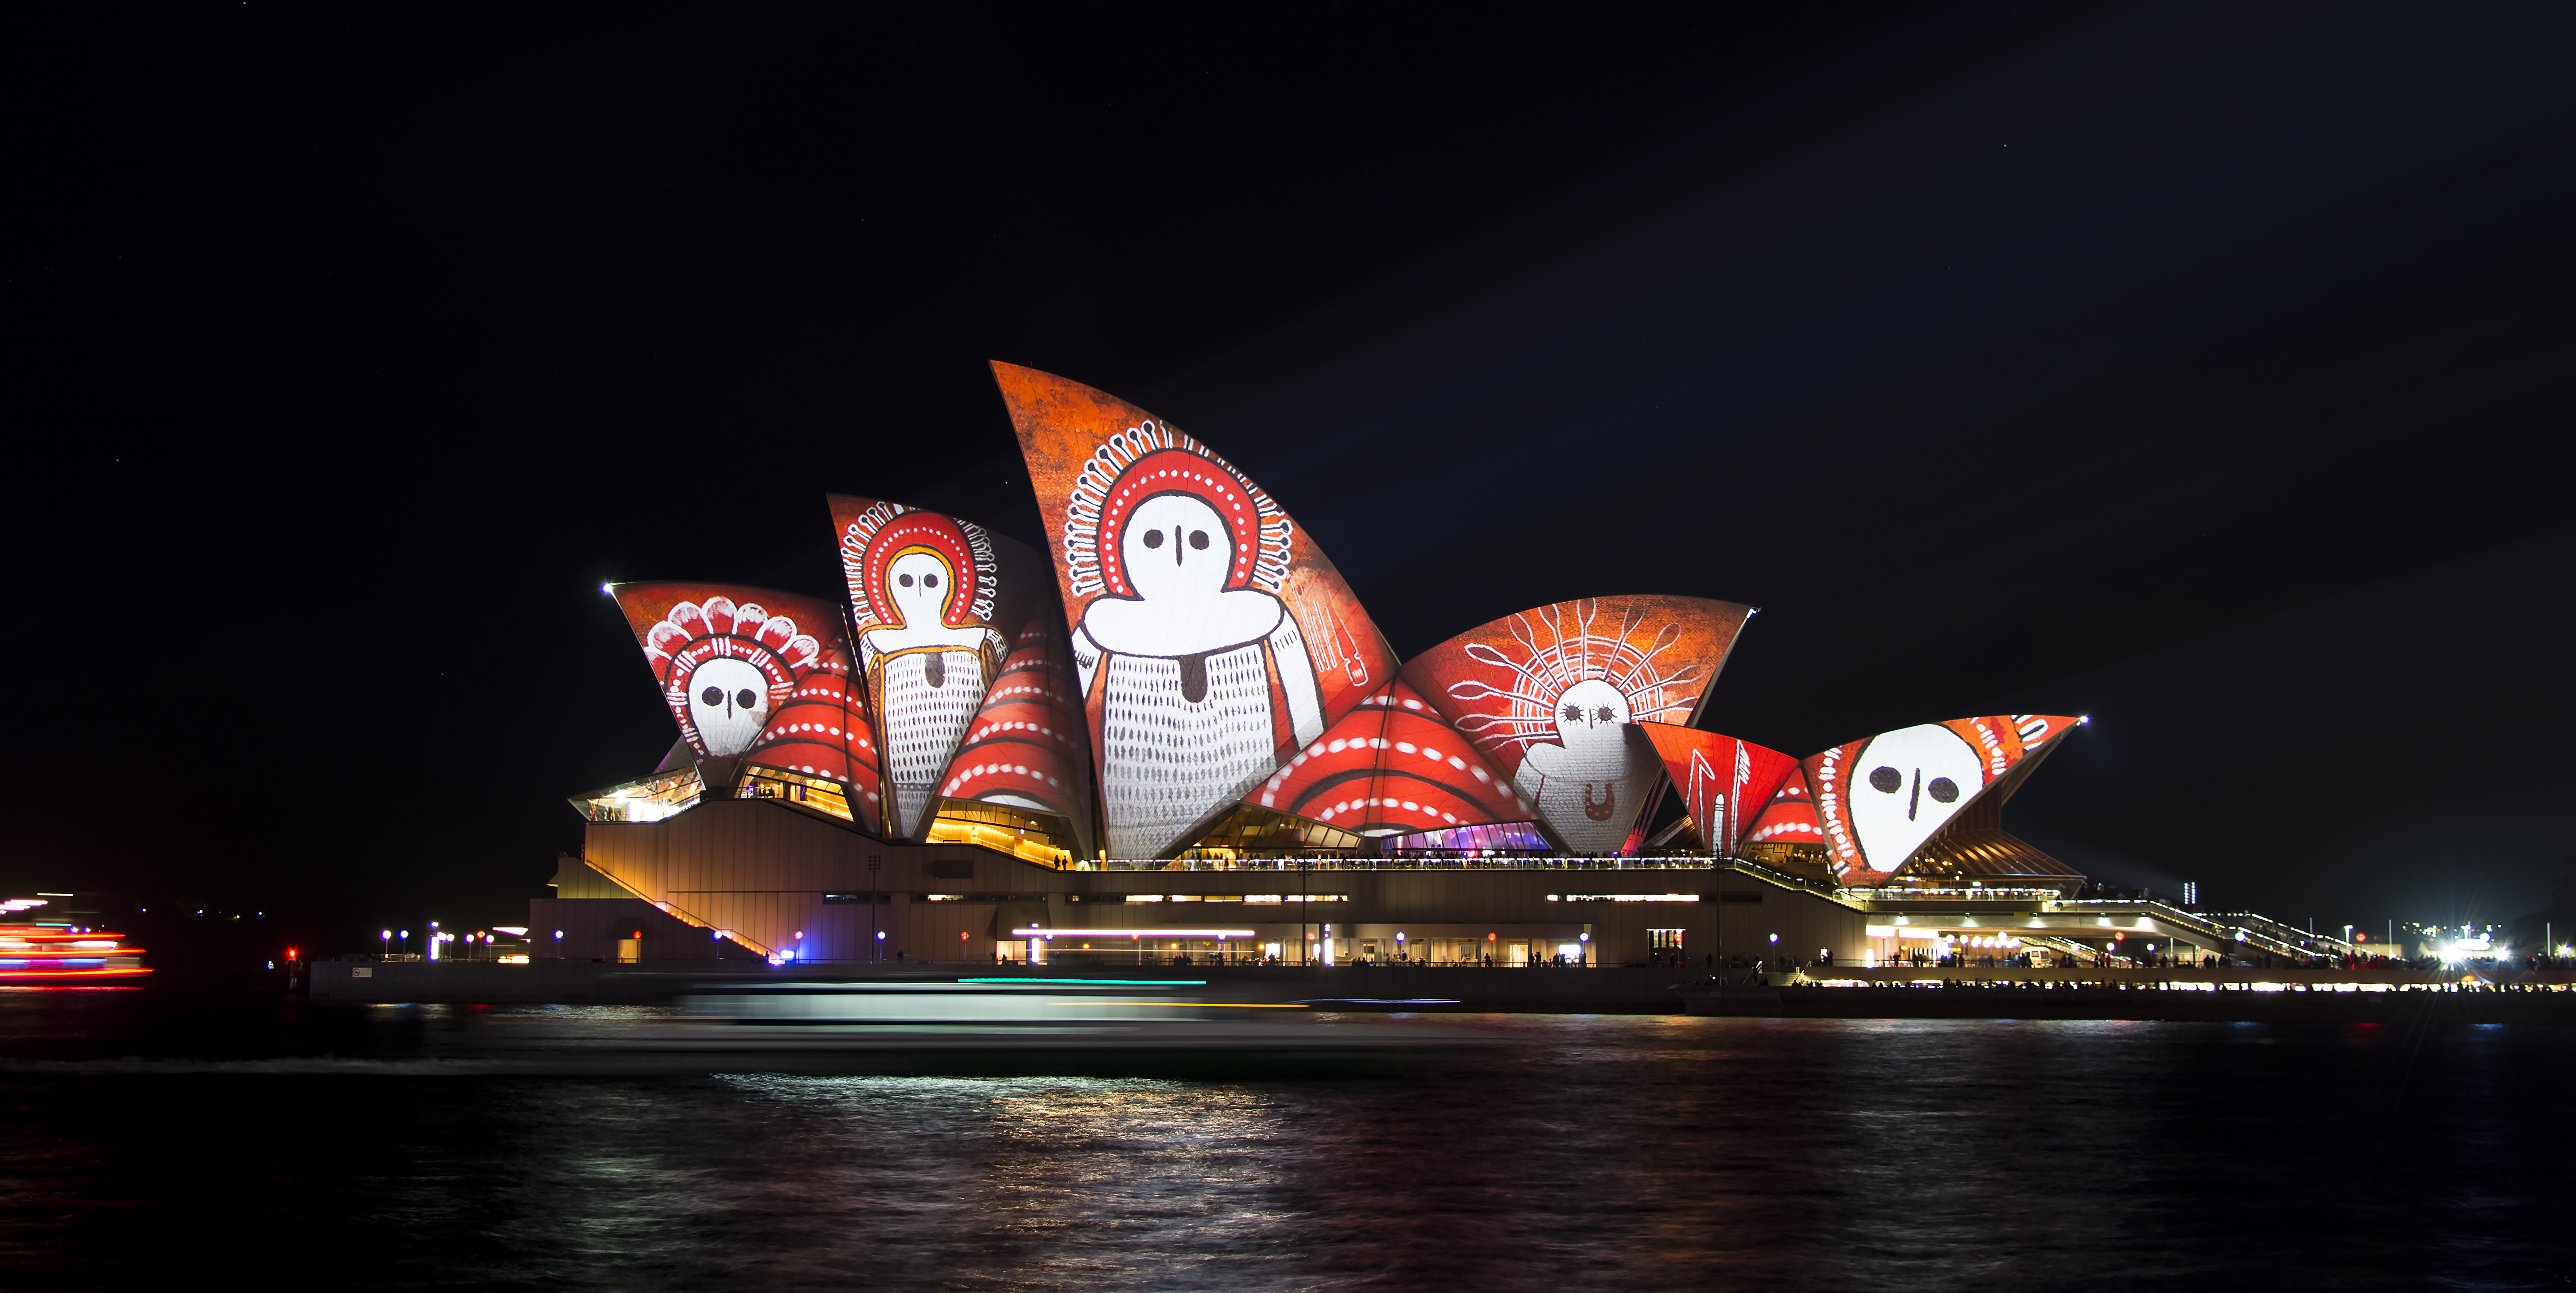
[736,689,759,710]
[700,686,724,707]
[898,573,914,588]
[923,572,938,588]
[1140,529,1165,549]
[1595,706,1617,724]
[1868,766,1904,794]
[1562,703,1584,723]
[1927,777,1960,804]
[1188,530,1210,550]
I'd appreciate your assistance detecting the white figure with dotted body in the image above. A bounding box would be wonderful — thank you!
[1511,677,1658,854]
[1075,488,1324,858]
[1847,723,1985,871]
[860,546,1005,836]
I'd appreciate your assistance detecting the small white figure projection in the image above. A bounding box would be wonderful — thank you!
[1511,678,1659,854]
[632,593,821,766]
[859,540,1007,837]
[1847,722,1985,870]
[1435,600,1710,855]
[1074,457,1323,858]
[683,656,772,756]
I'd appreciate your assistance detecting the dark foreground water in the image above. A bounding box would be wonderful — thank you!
[2,995,2571,1291]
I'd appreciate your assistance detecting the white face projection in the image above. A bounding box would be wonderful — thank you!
[1514,677,1648,853]
[1552,678,1633,749]
[685,656,771,756]
[1122,493,1232,605]
[1848,723,1984,871]
[884,549,954,628]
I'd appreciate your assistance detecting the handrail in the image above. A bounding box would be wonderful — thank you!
[574,859,778,958]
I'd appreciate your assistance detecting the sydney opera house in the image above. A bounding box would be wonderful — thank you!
[535,363,2109,970]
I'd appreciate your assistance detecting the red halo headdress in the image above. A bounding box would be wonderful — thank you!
[860,512,983,630]
[1094,448,1289,599]
[636,596,823,751]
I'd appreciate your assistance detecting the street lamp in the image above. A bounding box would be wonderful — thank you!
[868,853,882,964]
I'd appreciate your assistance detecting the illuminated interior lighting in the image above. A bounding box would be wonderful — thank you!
[1008,928,1254,939]
[956,978,1209,986]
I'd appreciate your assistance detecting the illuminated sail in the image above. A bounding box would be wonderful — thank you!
[1804,714,2085,883]
[1247,680,1531,837]
[1636,725,1800,856]
[610,582,883,829]
[1400,596,1751,853]
[930,616,1097,859]
[829,495,1046,838]
[994,361,1397,858]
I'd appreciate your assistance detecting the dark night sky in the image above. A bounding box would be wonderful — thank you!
[10,3,2574,950]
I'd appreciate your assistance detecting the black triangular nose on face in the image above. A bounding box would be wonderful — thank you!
[1173,527,1184,565]
[1908,768,1921,821]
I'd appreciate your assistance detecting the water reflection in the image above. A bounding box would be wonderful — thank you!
[2,1006,2569,1290]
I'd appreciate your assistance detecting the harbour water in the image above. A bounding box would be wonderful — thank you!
[1,993,2569,1289]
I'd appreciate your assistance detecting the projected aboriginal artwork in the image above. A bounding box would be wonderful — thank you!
[994,362,1398,858]
[741,635,884,831]
[830,496,1043,838]
[611,585,883,825]
[1637,725,1800,856]
[616,584,825,757]
[1806,714,2084,882]
[1401,596,1751,854]
[932,618,1096,855]
[1741,765,1825,852]
[1249,681,1531,837]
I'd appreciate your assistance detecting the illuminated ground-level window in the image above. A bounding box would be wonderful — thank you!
[1649,928,1686,952]
[1013,936,1264,967]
